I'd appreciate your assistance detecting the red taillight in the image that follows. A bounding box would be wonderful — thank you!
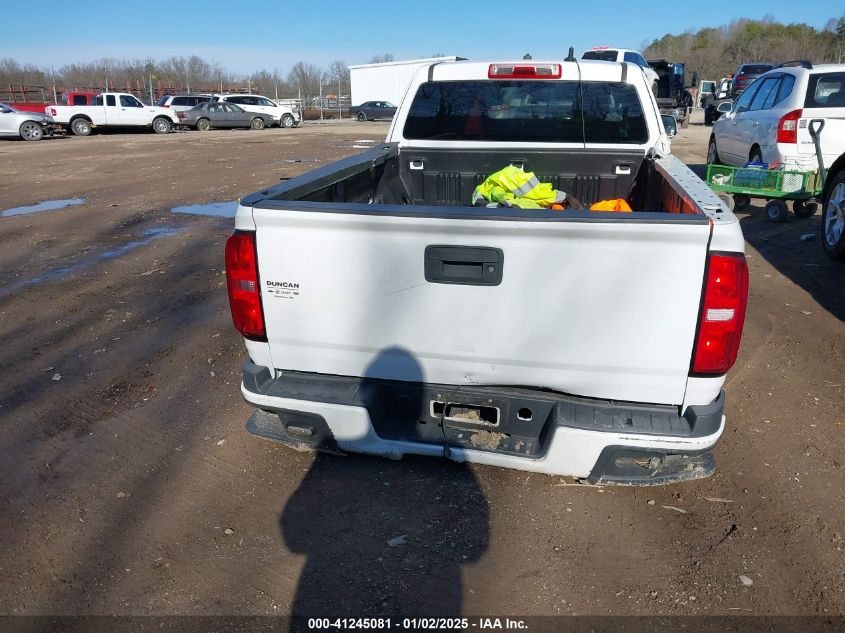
[163,104,170,108]
[488,63,562,79]
[225,230,266,341]
[177,111,186,119]
[691,253,749,375]
[777,108,802,144]
[49,107,56,116]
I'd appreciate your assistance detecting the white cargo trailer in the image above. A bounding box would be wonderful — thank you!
[349,56,464,107]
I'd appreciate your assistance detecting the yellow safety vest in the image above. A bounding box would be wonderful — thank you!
[472,165,567,209]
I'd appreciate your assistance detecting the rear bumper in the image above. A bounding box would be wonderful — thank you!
[659,106,689,121]
[240,360,725,484]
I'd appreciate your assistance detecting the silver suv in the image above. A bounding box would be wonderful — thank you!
[706,62,845,257]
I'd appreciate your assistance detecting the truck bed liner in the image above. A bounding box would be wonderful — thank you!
[242,144,707,215]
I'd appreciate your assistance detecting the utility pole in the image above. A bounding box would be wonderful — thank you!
[319,77,323,122]
[50,65,57,104]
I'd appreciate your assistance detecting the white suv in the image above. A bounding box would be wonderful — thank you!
[581,47,660,93]
[707,62,845,257]
[214,94,301,128]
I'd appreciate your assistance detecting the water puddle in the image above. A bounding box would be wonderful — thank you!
[171,201,238,218]
[1,198,86,218]
[0,226,184,299]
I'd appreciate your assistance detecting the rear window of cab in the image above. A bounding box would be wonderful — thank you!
[403,80,648,144]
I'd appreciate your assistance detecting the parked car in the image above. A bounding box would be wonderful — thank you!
[156,94,213,112]
[731,63,775,98]
[0,102,54,141]
[582,47,660,93]
[350,101,397,121]
[698,80,717,108]
[213,94,300,127]
[702,78,733,125]
[707,62,845,256]
[178,101,274,130]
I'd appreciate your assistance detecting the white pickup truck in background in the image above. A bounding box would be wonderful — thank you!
[47,92,179,136]
[225,58,749,485]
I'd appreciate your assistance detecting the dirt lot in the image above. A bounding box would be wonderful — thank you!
[1,117,844,620]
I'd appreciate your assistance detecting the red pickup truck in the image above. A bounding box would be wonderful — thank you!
[7,92,99,114]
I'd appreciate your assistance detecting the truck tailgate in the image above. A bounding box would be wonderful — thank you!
[252,207,711,406]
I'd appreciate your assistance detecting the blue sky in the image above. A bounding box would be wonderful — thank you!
[1,0,840,75]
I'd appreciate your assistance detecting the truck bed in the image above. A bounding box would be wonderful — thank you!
[238,144,733,407]
[243,143,707,215]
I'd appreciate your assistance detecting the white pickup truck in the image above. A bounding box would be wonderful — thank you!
[47,92,179,136]
[225,58,749,485]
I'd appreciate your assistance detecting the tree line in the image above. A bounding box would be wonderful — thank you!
[0,52,400,101]
[643,15,845,83]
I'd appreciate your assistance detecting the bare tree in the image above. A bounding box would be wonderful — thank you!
[327,60,350,95]
[369,53,394,64]
[287,61,323,97]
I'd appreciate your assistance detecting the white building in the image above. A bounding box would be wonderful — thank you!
[349,56,465,107]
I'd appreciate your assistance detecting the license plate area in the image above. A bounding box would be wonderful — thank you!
[431,401,500,426]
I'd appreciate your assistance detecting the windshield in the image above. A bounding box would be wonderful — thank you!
[0,103,18,113]
[582,51,618,62]
[403,80,648,144]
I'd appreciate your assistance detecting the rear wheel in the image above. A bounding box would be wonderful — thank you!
[356,111,367,122]
[792,199,817,218]
[152,117,171,134]
[822,171,845,259]
[71,117,92,136]
[707,137,720,165]
[196,118,211,132]
[765,199,789,223]
[19,121,43,141]
[250,117,265,130]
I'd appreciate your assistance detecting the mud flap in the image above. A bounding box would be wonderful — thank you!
[586,446,715,486]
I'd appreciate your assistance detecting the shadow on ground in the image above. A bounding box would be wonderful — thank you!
[280,348,490,624]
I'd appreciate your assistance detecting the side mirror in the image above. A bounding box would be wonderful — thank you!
[716,101,733,113]
[661,114,678,138]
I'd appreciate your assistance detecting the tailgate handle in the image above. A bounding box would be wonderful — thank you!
[424,245,503,286]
